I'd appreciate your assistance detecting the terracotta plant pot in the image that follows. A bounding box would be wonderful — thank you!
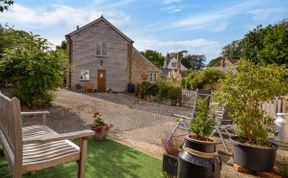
[92,124,113,140]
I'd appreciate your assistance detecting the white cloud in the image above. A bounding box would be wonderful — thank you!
[173,14,225,29]
[163,0,182,4]
[0,3,131,46]
[246,8,286,22]
[1,4,130,28]
[132,35,222,60]
[162,5,183,13]
[171,1,264,31]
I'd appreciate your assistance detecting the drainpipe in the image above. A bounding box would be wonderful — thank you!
[128,43,132,84]
[65,35,72,89]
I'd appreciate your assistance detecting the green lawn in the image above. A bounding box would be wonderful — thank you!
[0,139,162,178]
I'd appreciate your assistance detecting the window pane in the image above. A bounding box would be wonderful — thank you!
[153,73,156,81]
[96,43,101,55]
[102,43,107,56]
[149,73,152,81]
[85,70,90,80]
[80,70,90,80]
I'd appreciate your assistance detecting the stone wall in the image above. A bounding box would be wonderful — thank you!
[130,48,161,85]
[69,20,130,92]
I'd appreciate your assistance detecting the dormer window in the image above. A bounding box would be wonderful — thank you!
[96,42,107,56]
[172,62,177,68]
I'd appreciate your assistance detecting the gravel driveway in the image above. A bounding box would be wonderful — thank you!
[21,89,273,178]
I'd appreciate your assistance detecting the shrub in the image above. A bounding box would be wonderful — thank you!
[279,164,288,178]
[182,67,226,90]
[91,112,106,128]
[157,79,181,105]
[190,97,216,140]
[214,60,288,145]
[0,30,65,108]
[138,82,152,98]
[75,83,82,90]
[138,82,159,98]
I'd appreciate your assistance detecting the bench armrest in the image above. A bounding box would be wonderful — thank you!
[23,130,94,144]
[21,111,50,125]
[172,113,191,120]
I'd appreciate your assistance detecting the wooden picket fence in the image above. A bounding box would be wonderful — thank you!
[261,96,288,117]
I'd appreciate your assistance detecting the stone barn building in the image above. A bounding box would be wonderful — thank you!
[66,15,161,92]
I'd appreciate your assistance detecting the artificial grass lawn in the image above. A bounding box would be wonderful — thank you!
[0,139,162,178]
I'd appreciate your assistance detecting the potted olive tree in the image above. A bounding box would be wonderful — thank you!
[177,97,221,178]
[214,60,288,172]
[91,112,113,140]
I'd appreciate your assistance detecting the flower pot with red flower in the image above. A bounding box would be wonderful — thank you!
[91,112,113,140]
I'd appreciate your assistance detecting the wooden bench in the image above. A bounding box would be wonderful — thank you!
[84,82,95,93]
[0,92,94,178]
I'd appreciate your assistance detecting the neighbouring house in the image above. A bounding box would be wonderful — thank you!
[215,58,238,71]
[162,53,188,80]
[65,15,161,92]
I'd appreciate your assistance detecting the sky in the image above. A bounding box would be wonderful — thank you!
[1,0,288,62]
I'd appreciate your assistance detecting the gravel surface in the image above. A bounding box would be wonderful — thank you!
[54,90,178,134]
[21,89,286,178]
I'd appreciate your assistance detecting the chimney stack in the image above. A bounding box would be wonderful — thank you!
[76,25,79,30]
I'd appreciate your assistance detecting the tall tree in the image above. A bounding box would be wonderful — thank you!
[0,0,14,12]
[0,28,65,108]
[221,39,243,60]
[141,49,165,68]
[182,54,206,70]
[207,56,223,67]
[0,25,30,57]
[56,40,67,50]
[242,20,288,65]
[241,25,265,64]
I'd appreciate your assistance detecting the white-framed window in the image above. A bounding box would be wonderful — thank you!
[171,62,177,68]
[149,73,157,82]
[80,70,90,80]
[96,42,108,56]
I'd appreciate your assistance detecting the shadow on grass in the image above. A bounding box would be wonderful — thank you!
[0,139,162,178]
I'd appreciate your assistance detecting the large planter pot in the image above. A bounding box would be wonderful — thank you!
[185,135,217,153]
[231,136,277,172]
[93,124,113,140]
[163,153,178,177]
[177,135,221,178]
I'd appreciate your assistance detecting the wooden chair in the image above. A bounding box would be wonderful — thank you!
[84,82,95,93]
[167,90,198,142]
[0,92,94,178]
[172,89,198,130]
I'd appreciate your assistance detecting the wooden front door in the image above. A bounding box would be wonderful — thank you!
[97,69,106,92]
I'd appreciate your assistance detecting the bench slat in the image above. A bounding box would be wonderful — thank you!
[22,125,80,173]
[0,93,91,178]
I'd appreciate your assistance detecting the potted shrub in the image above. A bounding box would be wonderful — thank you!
[162,134,183,177]
[91,112,113,140]
[75,83,82,92]
[177,97,221,178]
[214,60,288,172]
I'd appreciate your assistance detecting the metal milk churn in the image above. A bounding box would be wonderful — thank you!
[274,113,288,143]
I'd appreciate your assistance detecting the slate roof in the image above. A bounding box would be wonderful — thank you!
[66,15,134,43]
